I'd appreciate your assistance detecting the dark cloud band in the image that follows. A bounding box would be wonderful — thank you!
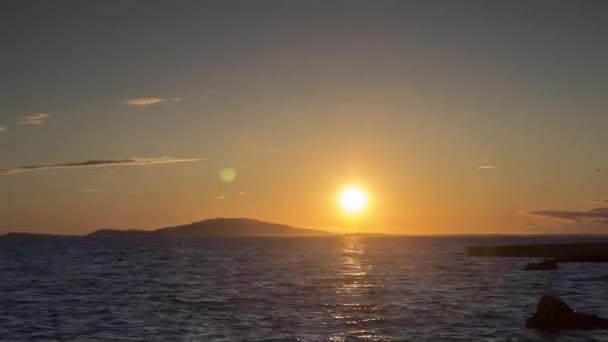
[530,207,608,223]
[0,157,204,175]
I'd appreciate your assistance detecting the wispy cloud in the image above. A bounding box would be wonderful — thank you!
[79,188,102,194]
[0,126,6,132]
[125,97,181,106]
[470,160,497,170]
[529,207,608,223]
[0,157,204,175]
[17,113,51,125]
[78,188,152,195]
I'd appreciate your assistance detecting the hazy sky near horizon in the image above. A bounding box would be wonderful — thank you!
[2,0,608,234]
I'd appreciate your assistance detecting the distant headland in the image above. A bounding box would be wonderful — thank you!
[0,218,333,239]
[468,241,608,263]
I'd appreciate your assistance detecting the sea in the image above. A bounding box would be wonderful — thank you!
[1,235,608,341]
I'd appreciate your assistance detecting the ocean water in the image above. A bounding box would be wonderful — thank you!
[1,236,608,341]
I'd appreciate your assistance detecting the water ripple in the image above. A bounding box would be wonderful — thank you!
[1,236,608,341]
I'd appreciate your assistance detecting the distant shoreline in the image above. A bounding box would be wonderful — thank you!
[468,241,608,262]
[3,221,608,240]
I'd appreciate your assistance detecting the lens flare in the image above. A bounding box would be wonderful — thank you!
[219,168,236,183]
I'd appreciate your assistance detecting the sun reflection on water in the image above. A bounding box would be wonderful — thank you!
[326,236,385,341]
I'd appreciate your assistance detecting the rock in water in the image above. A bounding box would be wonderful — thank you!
[526,295,608,330]
[524,259,558,271]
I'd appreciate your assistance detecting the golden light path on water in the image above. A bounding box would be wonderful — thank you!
[328,236,382,341]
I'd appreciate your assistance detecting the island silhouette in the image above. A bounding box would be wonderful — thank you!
[1,218,332,239]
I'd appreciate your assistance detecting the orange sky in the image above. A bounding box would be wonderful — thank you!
[3,2,608,235]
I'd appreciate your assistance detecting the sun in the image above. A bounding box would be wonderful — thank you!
[339,186,368,215]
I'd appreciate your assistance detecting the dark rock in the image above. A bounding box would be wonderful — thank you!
[525,259,558,271]
[526,295,608,330]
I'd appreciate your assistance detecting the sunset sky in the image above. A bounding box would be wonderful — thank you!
[2,1,608,235]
